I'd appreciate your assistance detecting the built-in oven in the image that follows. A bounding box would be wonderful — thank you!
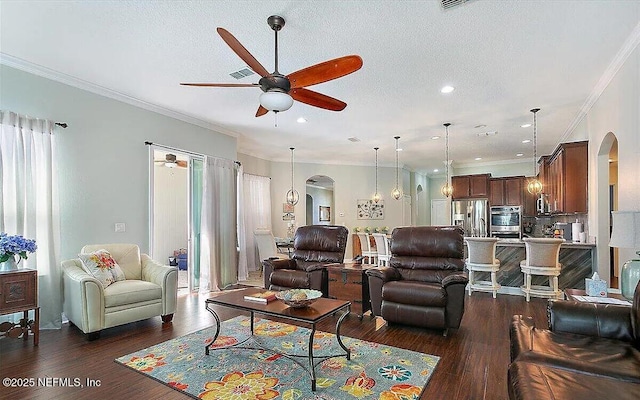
[490,206,522,239]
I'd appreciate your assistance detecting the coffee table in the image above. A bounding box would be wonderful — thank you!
[564,289,631,305]
[204,288,351,391]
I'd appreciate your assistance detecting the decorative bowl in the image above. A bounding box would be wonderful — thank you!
[275,289,322,308]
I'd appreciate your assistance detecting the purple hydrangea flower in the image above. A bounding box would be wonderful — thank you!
[0,233,37,262]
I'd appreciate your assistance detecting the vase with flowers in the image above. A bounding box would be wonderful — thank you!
[0,233,37,271]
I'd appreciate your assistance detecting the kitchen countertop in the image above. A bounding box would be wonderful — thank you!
[495,238,595,248]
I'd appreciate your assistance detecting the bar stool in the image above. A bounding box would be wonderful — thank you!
[520,238,564,302]
[356,232,377,265]
[372,233,391,266]
[465,237,501,298]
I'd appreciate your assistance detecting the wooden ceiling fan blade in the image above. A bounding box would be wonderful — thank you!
[255,105,269,117]
[288,55,363,89]
[217,27,270,78]
[290,88,347,111]
[180,83,258,87]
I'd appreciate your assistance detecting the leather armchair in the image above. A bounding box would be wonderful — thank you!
[508,281,640,399]
[366,226,467,336]
[61,244,178,340]
[262,225,348,295]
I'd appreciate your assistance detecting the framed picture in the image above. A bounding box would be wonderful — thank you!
[283,203,294,213]
[357,199,384,220]
[319,206,331,221]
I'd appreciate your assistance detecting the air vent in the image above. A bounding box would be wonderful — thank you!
[347,137,361,142]
[441,0,471,10]
[229,67,255,80]
[477,131,497,137]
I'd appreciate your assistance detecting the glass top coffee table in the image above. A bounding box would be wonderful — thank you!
[205,287,351,391]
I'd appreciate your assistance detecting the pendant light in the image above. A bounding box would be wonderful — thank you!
[391,136,402,200]
[285,147,299,206]
[372,147,381,203]
[526,108,543,195]
[441,123,454,197]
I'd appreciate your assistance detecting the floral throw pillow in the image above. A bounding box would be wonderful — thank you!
[78,250,126,288]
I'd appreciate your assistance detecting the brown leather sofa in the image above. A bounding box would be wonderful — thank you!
[508,281,640,400]
[262,225,348,295]
[365,226,468,336]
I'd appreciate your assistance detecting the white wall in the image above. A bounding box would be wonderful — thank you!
[578,41,640,283]
[1,65,237,259]
[269,161,406,259]
[238,152,270,177]
[453,160,533,178]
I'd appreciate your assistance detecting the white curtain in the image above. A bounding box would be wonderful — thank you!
[0,111,61,329]
[199,156,238,292]
[236,164,248,281]
[239,173,272,274]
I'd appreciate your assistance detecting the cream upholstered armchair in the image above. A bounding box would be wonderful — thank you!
[61,244,178,340]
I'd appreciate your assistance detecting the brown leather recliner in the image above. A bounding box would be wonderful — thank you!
[262,225,348,295]
[508,281,640,399]
[365,226,468,336]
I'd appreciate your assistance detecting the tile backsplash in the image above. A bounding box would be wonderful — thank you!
[523,214,588,240]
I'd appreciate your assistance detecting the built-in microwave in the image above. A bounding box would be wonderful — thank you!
[490,206,522,238]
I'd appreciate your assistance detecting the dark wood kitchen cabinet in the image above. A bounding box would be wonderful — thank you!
[489,177,523,206]
[545,141,588,213]
[451,174,490,199]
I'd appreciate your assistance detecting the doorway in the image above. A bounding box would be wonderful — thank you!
[306,175,335,225]
[150,147,203,291]
[596,133,618,287]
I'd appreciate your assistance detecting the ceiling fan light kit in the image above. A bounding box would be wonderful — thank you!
[181,15,362,117]
[259,91,293,112]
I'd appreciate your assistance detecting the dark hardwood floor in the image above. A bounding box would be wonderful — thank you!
[0,288,548,399]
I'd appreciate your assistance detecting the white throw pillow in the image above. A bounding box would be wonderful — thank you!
[78,249,126,288]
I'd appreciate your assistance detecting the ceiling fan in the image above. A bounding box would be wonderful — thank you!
[180,15,363,117]
[155,154,187,168]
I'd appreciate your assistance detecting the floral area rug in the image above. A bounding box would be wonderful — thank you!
[115,316,439,400]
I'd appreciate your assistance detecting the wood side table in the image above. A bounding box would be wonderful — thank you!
[0,268,39,345]
[326,263,372,319]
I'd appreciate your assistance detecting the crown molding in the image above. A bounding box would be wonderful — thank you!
[561,21,640,141]
[0,53,241,138]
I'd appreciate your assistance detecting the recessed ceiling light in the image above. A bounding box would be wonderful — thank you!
[522,139,531,144]
[521,123,531,128]
[474,124,487,129]
[347,137,360,142]
[475,157,482,161]
[297,117,307,123]
[440,85,455,94]
[516,153,524,157]
[431,136,440,140]
[433,169,439,173]
[396,148,403,152]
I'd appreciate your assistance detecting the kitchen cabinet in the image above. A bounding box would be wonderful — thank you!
[544,141,588,213]
[522,179,538,217]
[451,174,490,199]
[489,177,524,206]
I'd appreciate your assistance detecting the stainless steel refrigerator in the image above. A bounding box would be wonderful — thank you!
[451,199,489,237]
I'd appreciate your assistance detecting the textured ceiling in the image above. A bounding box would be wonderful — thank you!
[1,1,639,174]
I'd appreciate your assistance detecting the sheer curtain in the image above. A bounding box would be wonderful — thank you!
[0,111,61,329]
[199,156,238,292]
[236,164,248,281]
[239,173,272,274]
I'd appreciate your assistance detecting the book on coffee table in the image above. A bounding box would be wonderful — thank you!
[243,291,277,304]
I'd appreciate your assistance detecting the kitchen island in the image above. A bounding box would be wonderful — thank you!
[466,239,596,292]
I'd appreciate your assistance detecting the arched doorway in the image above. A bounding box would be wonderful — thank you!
[596,132,619,287]
[305,175,335,225]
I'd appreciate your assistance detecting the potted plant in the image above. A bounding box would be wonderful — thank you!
[0,233,37,271]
